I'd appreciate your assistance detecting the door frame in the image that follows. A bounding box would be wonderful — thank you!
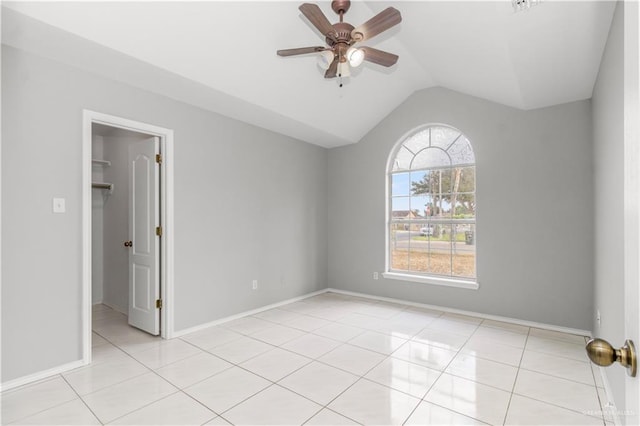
[82,110,175,365]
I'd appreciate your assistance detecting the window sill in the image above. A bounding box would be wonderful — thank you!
[382,272,479,290]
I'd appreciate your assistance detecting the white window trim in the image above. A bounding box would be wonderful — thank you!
[382,272,479,290]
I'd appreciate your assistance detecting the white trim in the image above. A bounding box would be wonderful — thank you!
[0,360,85,393]
[382,272,479,290]
[172,289,328,338]
[82,110,175,363]
[326,288,591,336]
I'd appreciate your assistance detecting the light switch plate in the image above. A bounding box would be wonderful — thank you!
[53,198,66,213]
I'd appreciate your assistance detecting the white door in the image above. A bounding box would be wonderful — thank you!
[128,137,160,335]
[624,1,639,423]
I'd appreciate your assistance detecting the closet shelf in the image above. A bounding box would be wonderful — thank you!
[92,182,113,193]
[92,159,111,167]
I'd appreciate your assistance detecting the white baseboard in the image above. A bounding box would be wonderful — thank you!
[1,359,86,393]
[171,289,328,338]
[326,288,592,337]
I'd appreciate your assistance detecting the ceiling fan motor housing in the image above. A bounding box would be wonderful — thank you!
[331,0,351,15]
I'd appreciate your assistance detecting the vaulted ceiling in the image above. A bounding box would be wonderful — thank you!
[2,1,616,148]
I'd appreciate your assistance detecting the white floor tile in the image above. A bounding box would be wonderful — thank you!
[461,336,524,366]
[304,408,359,425]
[392,340,458,371]
[471,326,528,348]
[427,317,480,336]
[223,385,322,425]
[445,353,518,391]
[240,348,311,381]
[505,394,603,425]
[183,367,270,414]
[204,416,232,425]
[318,344,386,376]
[424,373,511,425]
[525,336,589,362]
[252,308,302,323]
[92,332,110,347]
[281,333,342,359]
[63,354,149,395]
[1,376,78,424]
[338,313,383,330]
[307,307,352,321]
[91,342,129,364]
[480,319,529,334]
[249,324,305,346]
[81,372,177,424]
[109,391,216,425]
[347,330,407,355]
[283,313,332,332]
[179,327,243,351]
[7,295,610,426]
[207,336,273,364]
[404,400,486,425]
[529,328,587,344]
[222,316,274,335]
[364,357,441,398]
[278,361,359,405]
[313,323,366,342]
[513,369,602,415]
[413,328,470,350]
[328,379,420,425]
[131,339,203,370]
[520,350,595,385]
[11,398,100,425]
[155,352,233,389]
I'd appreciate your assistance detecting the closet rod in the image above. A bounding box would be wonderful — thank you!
[92,182,113,191]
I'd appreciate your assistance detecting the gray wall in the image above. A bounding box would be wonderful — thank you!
[592,1,626,415]
[1,45,328,383]
[328,87,594,330]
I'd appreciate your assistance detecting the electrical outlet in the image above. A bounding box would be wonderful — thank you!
[373,272,379,280]
[596,310,601,327]
[252,280,258,290]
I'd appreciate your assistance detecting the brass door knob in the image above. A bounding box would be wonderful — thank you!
[124,241,133,248]
[586,338,636,377]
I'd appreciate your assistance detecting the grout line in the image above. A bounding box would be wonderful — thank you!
[501,325,531,425]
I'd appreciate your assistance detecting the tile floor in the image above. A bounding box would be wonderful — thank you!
[2,292,611,425]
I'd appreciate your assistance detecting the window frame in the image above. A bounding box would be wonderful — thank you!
[384,124,479,290]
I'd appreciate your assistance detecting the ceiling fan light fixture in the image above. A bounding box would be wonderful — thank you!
[512,0,541,12]
[346,47,365,67]
[317,50,335,70]
[337,61,351,77]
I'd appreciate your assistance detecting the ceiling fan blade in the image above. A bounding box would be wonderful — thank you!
[360,46,399,67]
[324,59,338,78]
[351,7,402,42]
[277,46,326,57]
[299,3,337,41]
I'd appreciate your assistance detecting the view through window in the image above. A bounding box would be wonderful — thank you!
[388,125,476,281]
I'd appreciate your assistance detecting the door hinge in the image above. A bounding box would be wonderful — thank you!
[156,154,162,164]
[156,226,163,237]
[156,299,163,309]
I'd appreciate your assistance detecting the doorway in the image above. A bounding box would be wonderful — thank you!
[82,111,175,365]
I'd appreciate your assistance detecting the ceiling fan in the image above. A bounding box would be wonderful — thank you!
[277,1,402,79]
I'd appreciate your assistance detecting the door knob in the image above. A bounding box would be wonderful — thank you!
[586,338,636,377]
[124,241,133,248]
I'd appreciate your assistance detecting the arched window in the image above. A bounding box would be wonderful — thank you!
[385,125,477,288]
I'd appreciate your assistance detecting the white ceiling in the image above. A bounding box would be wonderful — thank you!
[2,1,616,148]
